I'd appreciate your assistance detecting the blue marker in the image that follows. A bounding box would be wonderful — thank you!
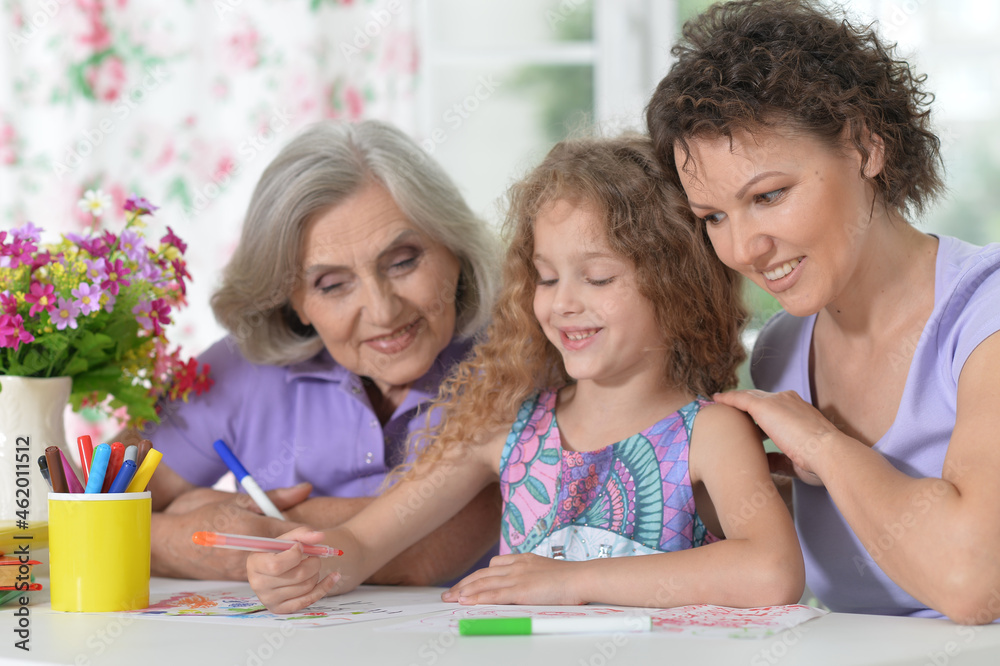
[212,439,285,520]
[84,443,111,493]
[107,459,138,494]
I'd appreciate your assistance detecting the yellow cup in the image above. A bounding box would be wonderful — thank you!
[48,492,151,612]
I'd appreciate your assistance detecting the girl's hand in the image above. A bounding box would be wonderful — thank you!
[712,389,838,486]
[441,553,586,605]
[246,527,341,614]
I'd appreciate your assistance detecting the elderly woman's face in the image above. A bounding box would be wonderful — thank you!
[290,183,461,395]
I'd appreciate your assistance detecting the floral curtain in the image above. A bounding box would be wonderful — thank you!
[0,0,419,440]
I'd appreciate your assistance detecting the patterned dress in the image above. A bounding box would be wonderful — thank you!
[499,390,719,560]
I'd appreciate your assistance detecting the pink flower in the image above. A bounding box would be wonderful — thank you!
[161,227,187,255]
[2,238,36,269]
[133,298,171,336]
[0,314,34,350]
[72,282,104,315]
[228,28,260,68]
[50,297,82,330]
[344,86,364,120]
[24,282,56,316]
[124,194,158,216]
[0,292,17,315]
[100,257,131,296]
[0,123,16,165]
[85,55,126,102]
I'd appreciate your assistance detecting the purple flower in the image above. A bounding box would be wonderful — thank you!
[11,222,42,243]
[50,297,81,331]
[124,194,158,216]
[83,257,106,283]
[0,314,34,350]
[24,281,56,316]
[133,298,171,336]
[102,292,117,313]
[135,260,163,283]
[100,257,131,296]
[118,229,147,263]
[71,282,104,315]
[160,226,187,254]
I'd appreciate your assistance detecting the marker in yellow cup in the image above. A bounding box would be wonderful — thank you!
[125,448,162,493]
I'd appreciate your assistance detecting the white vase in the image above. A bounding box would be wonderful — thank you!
[0,376,73,524]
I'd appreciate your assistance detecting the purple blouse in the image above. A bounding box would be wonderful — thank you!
[144,336,473,497]
[751,235,1000,618]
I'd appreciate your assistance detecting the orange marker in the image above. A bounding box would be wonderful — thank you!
[191,531,343,558]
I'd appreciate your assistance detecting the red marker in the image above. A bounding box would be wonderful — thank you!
[77,435,94,483]
[102,442,126,493]
[191,531,343,558]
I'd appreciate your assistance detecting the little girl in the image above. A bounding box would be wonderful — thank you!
[247,135,804,612]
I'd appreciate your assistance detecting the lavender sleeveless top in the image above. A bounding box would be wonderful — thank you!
[751,235,1000,618]
[498,390,719,560]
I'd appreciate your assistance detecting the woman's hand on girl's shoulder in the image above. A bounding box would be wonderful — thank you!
[710,389,837,486]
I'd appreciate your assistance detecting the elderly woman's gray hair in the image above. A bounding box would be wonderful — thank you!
[212,119,500,366]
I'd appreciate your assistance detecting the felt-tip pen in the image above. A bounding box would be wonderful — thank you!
[212,439,285,520]
[191,531,343,557]
[458,616,653,636]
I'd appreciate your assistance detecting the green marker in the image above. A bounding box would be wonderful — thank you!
[459,615,652,636]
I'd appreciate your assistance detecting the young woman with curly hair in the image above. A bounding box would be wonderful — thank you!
[245,133,804,614]
[647,0,1000,623]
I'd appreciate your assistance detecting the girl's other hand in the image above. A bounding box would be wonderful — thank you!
[441,553,586,606]
[246,527,341,613]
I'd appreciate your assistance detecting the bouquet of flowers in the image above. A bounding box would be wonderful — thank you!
[0,190,212,426]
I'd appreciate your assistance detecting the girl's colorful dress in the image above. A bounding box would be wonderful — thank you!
[499,390,719,560]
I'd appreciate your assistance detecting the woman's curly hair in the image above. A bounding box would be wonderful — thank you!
[399,134,747,479]
[646,0,944,216]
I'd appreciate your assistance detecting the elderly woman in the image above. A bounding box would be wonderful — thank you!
[140,119,502,582]
[647,0,1000,623]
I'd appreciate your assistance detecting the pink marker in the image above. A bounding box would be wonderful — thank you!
[191,531,343,558]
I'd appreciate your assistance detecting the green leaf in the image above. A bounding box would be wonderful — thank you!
[524,476,551,504]
[61,356,89,376]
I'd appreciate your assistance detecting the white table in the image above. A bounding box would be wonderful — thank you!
[2,577,999,666]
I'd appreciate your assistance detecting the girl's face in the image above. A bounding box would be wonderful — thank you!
[674,128,880,317]
[290,183,462,396]
[531,199,666,387]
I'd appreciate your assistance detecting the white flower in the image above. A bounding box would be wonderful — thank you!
[77,189,113,217]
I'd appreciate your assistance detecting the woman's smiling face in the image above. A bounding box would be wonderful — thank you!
[675,128,882,317]
[290,182,462,395]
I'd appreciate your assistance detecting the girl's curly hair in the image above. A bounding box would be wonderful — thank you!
[398,134,747,479]
[646,0,944,216]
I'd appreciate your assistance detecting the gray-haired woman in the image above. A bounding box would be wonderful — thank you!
[137,120,502,582]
